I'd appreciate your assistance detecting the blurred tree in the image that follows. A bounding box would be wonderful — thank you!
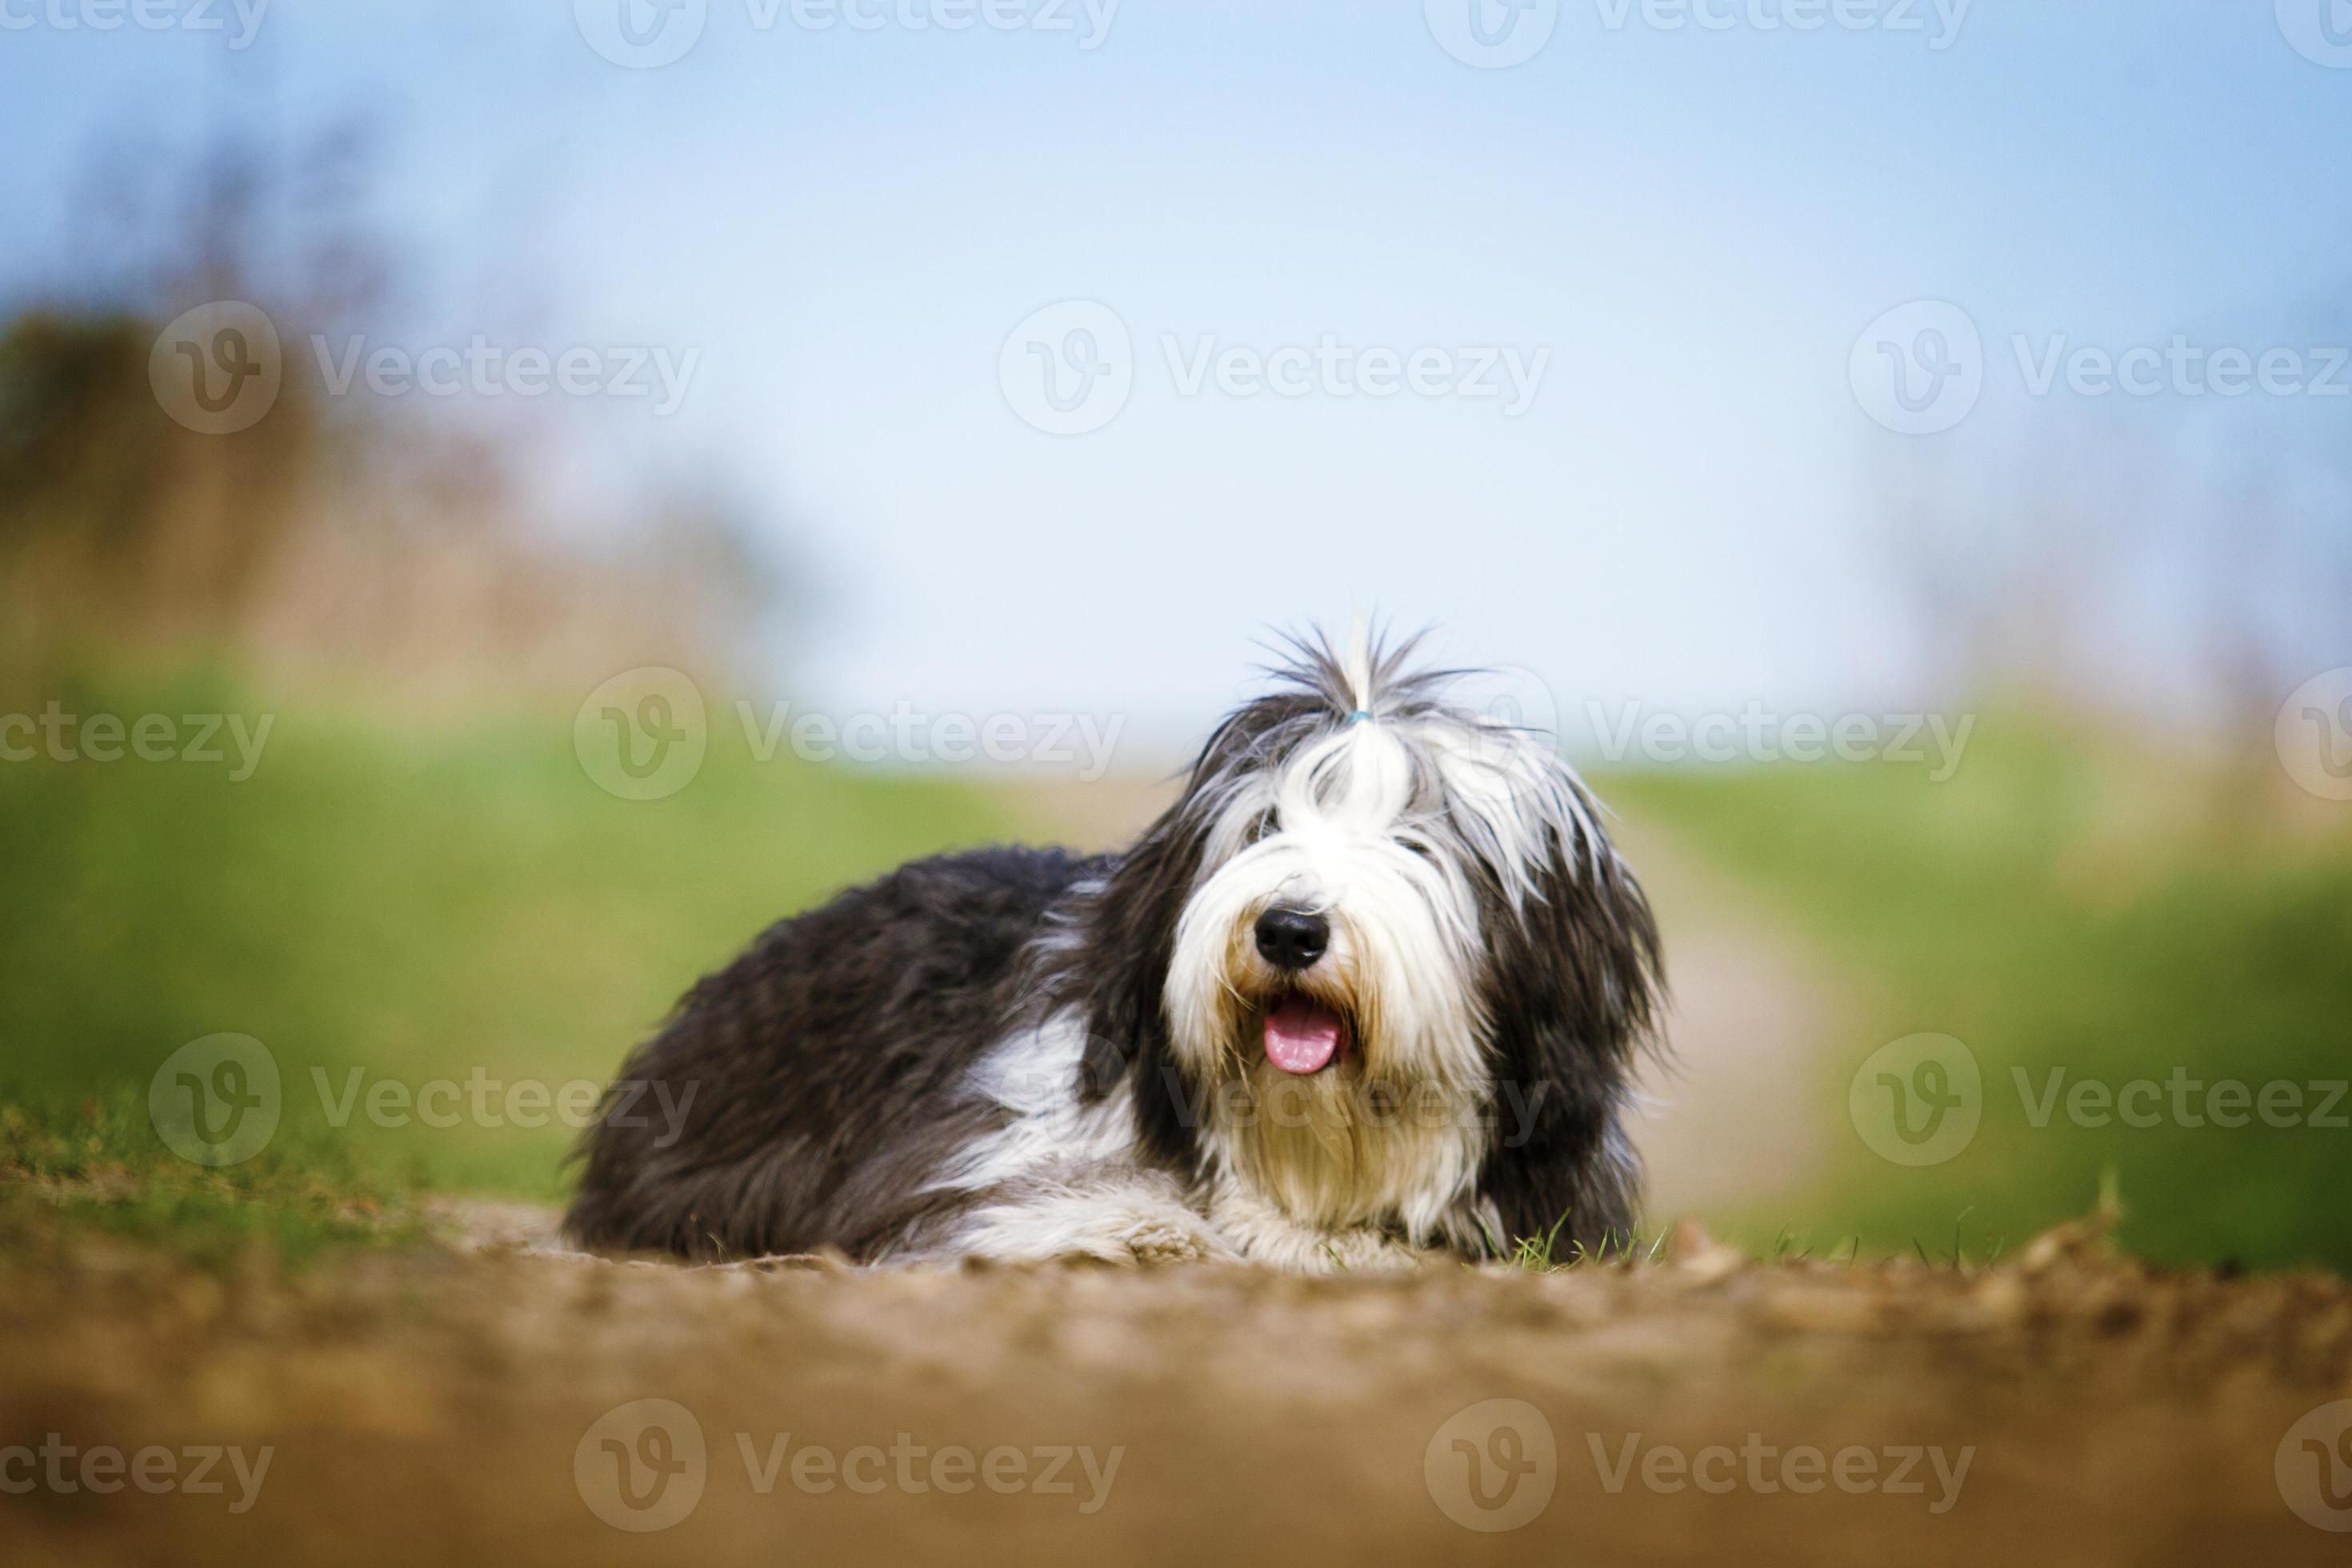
[1874,260,2352,819]
[1,109,786,702]
[0,310,316,674]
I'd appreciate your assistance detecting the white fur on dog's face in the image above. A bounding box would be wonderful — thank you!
[1161,642,1607,1239]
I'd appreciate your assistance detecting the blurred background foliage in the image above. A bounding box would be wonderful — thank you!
[1612,722,2352,1273]
[0,118,780,706]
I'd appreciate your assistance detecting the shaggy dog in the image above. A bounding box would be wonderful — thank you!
[566,633,1663,1270]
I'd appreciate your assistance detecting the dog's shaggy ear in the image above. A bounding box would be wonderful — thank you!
[1066,806,1204,1164]
[1061,691,1321,1166]
[1472,803,1666,1258]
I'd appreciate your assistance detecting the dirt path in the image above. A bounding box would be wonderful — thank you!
[4,1213,2348,1566]
[1611,821,1857,1220]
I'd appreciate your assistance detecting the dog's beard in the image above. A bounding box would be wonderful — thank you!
[1189,952,1487,1235]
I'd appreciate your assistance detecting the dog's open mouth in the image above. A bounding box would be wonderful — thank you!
[1262,994,1351,1075]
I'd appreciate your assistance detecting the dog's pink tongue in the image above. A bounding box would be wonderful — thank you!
[1264,997,1343,1075]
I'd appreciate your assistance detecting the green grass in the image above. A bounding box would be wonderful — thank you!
[1606,714,2352,1276]
[0,1090,426,1273]
[0,666,1021,1256]
[1494,1216,1670,1272]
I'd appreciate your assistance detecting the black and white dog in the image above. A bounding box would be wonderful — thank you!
[566,633,1664,1270]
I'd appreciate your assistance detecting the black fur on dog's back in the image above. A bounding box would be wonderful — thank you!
[564,846,1096,1261]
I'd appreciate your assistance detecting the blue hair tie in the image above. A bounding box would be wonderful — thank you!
[1346,709,1374,725]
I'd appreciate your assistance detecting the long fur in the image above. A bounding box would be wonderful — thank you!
[566,630,1665,1270]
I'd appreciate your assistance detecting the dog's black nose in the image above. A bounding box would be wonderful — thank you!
[1254,906,1330,971]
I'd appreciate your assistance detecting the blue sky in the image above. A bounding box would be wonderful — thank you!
[3,0,2346,750]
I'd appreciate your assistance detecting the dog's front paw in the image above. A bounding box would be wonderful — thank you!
[1302,1230,1434,1274]
[957,1186,1234,1267]
[1122,1216,1234,1266]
